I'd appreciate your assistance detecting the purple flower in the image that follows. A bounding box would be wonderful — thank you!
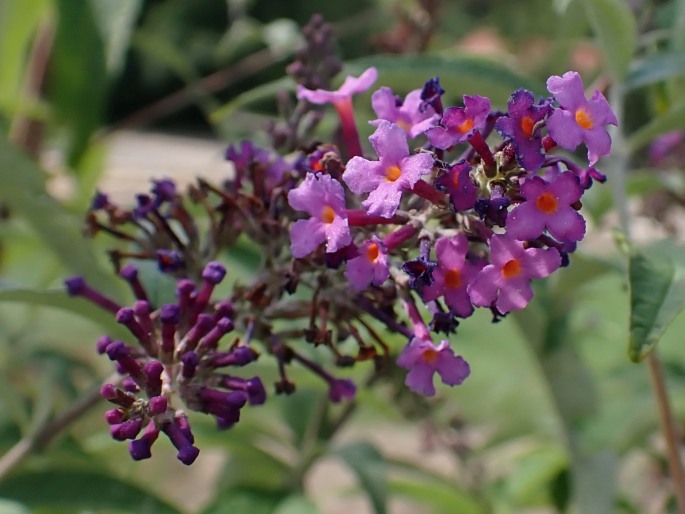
[421,235,482,318]
[506,172,586,242]
[328,378,357,403]
[371,87,438,138]
[546,71,618,165]
[344,236,390,291]
[468,234,561,314]
[397,338,470,396]
[426,95,491,149]
[296,67,378,105]
[288,172,352,257]
[435,161,478,211]
[495,89,551,170]
[342,121,434,217]
[420,77,445,114]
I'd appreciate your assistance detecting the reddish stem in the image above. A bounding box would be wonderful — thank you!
[411,179,447,205]
[333,99,363,158]
[468,130,496,176]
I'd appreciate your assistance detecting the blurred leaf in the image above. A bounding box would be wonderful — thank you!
[628,241,685,361]
[579,0,636,80]
[388,479,484,514]
[346,54,545,99]
[0,283,127,339]
[333,441,387,514]
[135,260,178,308]
[201,487,284,514]
[90,0,142,76]
[51,0,107,166]
[0,499,30,514]
[626,53,685,90]
[263,19,301,58]
[274,494,321,514]
[626,101,685,154]
[0,0,49,113]
[553,253,617,299]
[0,139,121,293]
[280,389,321,447]
[211,77,291,124]
[0,469,181,513]
[505,446,568,504]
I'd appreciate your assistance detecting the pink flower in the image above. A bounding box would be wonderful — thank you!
[426,95,491,149]
[546,71,618,166]
[344,236,390,291]
[287,173,351,258]
[468,234,561,314]
[506,172,586,242]
[371,87,438,138]
[296,67,378,105]
[397,338,470,396]
[342,121,435,218]
[421,235,482,317]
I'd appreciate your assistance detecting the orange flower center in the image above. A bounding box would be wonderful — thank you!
[321,206,336,224]
[502,259,521,279]
[422,348,439,364]
[575,108,593,130]
[520,116,535,138]
[366,243,380,262]
[456,118,474,133]
[535,192,558,214]
[444,269,462,288]
[397,119,411,132]
[386,165,402,182]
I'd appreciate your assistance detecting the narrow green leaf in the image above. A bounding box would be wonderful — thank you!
[274,494,321,514]
[626,53,685,90]
[0,469,181,513]
[333,442,387,514]
[579,0,636,80]
[388,479,484,514]
[211,77,291,124]
[52,0,107,166]
[626,102,685,154]
[90,0,142,76]
[0,139,121,293]
[628,241,685,361]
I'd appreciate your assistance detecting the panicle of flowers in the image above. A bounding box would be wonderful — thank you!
[74,15,617,464]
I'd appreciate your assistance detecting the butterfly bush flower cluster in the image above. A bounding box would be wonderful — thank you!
[69,16,616,464]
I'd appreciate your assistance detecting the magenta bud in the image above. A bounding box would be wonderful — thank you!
[105,408,125,425]
[148,396,168,415]
[96,336,113,354]
[202,262,227,284]
[100,383,119,400]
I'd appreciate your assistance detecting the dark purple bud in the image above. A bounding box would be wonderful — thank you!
[181,351,200,379]
[176,414,195,444]
[328,378,357,403]
[116,307,155,355]
[402,258,437,289]
[106,341,145,383]
[207,346,257,368]
[199,388,247,417]
[202,262,227,285]
[64,276,85,296]
[198,318,234,351]
[143,361,164,396]
[184,314,214,350]
[119,265,149,302]
[96,336,113,354]
[156,249,185,273]
[213,300,234,321]
[64,276,121,314]
[161,304,181,325]
[148,396,168,415]
[420,77,445,114]
[134,301,155,337]
[246,377,266,405]
[162,421,199,465]
[129,421,159,461]
[134,194,154,218]
[152,179,177,202]
[100,383,120,400]
[110,417,144,441]
[122,377,140,392]
[90,190,109,210]
[105,408,125,425]
[216,410,241,430]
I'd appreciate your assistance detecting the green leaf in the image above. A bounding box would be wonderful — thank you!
[52,0,108,166]
[505,446,568,504]
[274,494,321,514]
[0,139,121,293]
[346,54,545,99]
[626,101,685,154]
[0,469,181,513]
[201,488,284,514]
[0,282,127,339]
[211,77,291,124]
[579,0,636,80]
[388,479,484,514]
[90,0,142,76]
[0,499,30,514]
[333,442,387,514]
[626,53,685,90]
[628,241,685,361]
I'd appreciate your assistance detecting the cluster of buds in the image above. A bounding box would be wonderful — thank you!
[70,16,617,464]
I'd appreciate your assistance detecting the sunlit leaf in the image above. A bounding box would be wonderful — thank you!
[579,0,636,80]
[628,241,685,361]
[389,479,484,514]
[274,494,321,514]
[0,469,181,513]
[90,0,142,76]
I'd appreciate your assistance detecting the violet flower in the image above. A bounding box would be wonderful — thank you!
[468,234,561,314]
[506,172,586,242]
[495,89,551,170]
[287,172,352,258]
[421,235,482,318]
[371,87,438,138]
[435,160,478,211]
[344,236,390,291]
[546,71,618,165]
[397,338,470,396]
[342,121,435,218]
[426,95,491,149]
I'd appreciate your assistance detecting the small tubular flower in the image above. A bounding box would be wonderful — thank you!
[296,67,378,105]
[397,338,470,396]
[344,236,390,291]
[506,172,586,242]
[545,71,618,165]
[342,121,434,218]
[288,172,352,258]
[468,234,561,314]
[426,95,491,149]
